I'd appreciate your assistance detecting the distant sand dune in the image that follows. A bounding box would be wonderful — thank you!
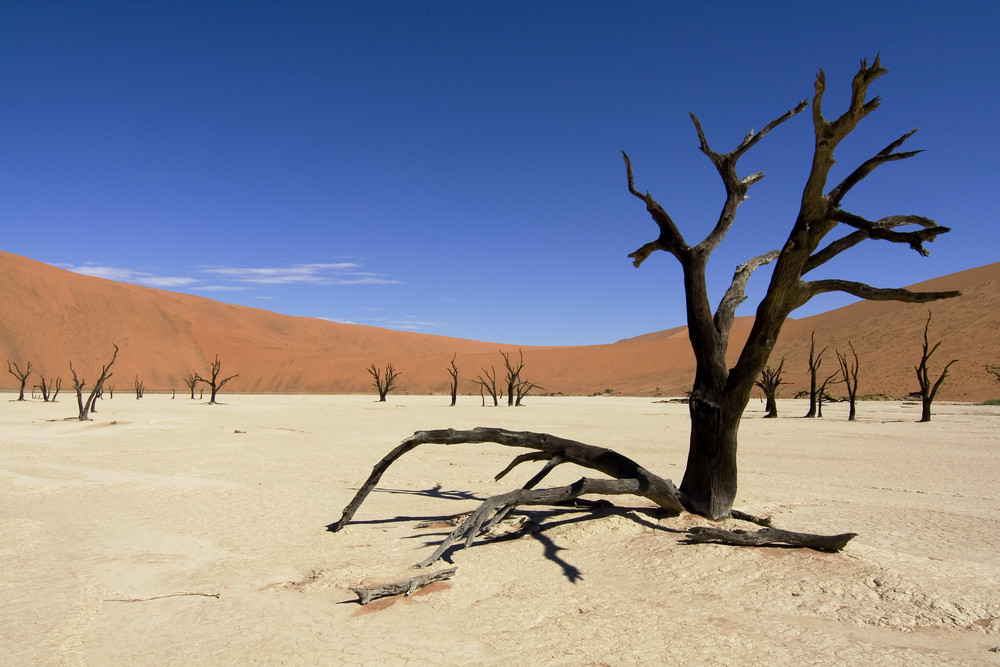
[1,251,997,400]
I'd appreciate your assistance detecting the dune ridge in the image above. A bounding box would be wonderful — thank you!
[1,250,997,401]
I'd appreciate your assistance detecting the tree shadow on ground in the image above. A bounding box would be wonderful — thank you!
[411,503,682,583]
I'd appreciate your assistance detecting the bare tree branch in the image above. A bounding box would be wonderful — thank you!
[828,129,921,205]
[623,152,689,265]
[714,250,780,339]
[805,279,960,302]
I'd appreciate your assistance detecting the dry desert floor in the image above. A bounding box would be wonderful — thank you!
[1,393,998,665]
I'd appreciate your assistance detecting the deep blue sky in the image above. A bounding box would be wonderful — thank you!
[2,2,996,345]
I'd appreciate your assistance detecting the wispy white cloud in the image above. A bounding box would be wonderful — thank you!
[200,263,400,285]
[59,263,199,288]
[389,317,446,331]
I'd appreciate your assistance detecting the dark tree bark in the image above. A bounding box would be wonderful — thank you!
[447,355,458,407]
[7,360,32,401]
[623,57,957,518]
[195,355,239,404]
[915,312,957,422]
[475,366,500,406]
[182,372,198,399]
[837,342,861,420]
[69,345,118,421]
[803,331,828,418]
[368,363,399,402]
[754,357,785,418]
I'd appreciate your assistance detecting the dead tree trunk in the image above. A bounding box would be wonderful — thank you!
[754,357,785,418]
[183,372,198,399]
[7,360,32,401]
[195,355,239,404]
[837,342,860,420]
[69,345,118,421]
[35,375,62,402]
[815,370,839,418]
[501,350,523,407]
[447,355,458,407]
[475,367,500,406]
[134,376,145,399]
[368,363,399,402]
[514,380,541,406]
[803,332,828,418]
[915,312,957,422]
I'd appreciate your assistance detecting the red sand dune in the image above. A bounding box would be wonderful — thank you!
[1,250,997,401]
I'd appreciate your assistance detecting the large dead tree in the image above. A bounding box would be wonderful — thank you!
[69,345,118,421]
[368,363,400,402]
[331,60,955,573]
[754,357,785,418]
[195,355,239,404]
[622,57,956,517]
[837,342,861,420]
[7,360,32,401]
[915,312,956,422]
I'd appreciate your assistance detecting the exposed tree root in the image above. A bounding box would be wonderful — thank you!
[330,428,856,570]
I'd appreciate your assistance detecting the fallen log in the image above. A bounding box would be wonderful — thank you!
[349,567,458,605]
[684,525,857,552]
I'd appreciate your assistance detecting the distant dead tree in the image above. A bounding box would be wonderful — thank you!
[447,355,459,406]
[105,384,114,399]
[915,312,957,422]
[35,375,62,402]
[514,378,542,406]
[754,357,785,418]
[195,355,239,404]
[134,376,145,399]
[182,372,199,399]
[368,363,400,402]
[836,342,861,420]
[500,350,521,407]
[7,360,32,401]
[501,349,539,406]
[814,369,840,418]
[70,345,118,421]
[802,332,828,418]
[475,366,500,406]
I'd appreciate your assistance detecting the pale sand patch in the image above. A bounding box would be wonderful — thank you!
[1,393,997,665]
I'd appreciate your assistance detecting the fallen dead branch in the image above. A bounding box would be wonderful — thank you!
[330,427,857,570]
[350,567,457,605]
[104,591,220,602]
